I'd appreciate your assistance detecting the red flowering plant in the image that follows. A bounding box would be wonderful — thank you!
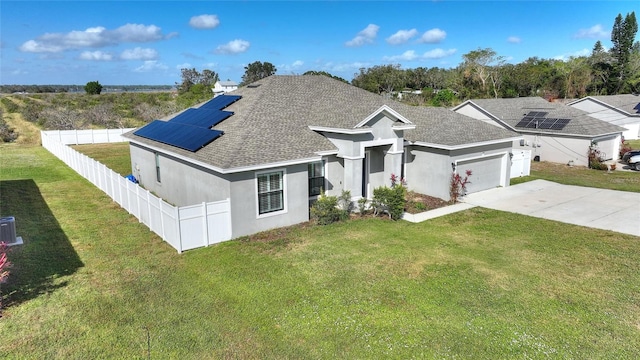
[0,242,11,316]
[449,169,472,203]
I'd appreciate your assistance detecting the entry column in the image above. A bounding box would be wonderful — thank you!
[343,157,364,198]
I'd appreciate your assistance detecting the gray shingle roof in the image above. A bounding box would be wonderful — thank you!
[125,75,517,170]
[467,97,626,136]
[589,94,640,115]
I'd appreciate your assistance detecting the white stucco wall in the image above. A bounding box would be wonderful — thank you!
[405,142,512,201]
[515,133,620,166]
[229,164,310,238]
[130,143,231,206]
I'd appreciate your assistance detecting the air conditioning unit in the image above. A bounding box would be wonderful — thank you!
[0,217,17,244]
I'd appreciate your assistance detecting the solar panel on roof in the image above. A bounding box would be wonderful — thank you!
[515,118,533,128]
[199,94,241,110]
[527,111,548,118]
[549,118,570,130]
[133,120,223,152]
[537,118,556,129]
[170,108,233,128]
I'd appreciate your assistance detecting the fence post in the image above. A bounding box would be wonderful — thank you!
[202,202,209,247]
[176,207,182,254]
[136,185,142,222]
[159,198,166,241]
[147,190,153,229]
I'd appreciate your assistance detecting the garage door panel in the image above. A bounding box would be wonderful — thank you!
[457,155,503,194]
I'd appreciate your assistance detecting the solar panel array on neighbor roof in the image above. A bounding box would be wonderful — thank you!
[133,94,241,152]
[515,111,571,130]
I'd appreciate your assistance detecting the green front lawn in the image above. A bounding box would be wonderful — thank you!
[511,161,640,192]
[1,143,639,358]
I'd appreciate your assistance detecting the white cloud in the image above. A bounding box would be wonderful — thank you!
[278,60,305,74]
[345,24,379,47]
[134,60,168,72]
[383,50,419,62]
[322,61,371,73]
[120,47,158,60]
[189,14,220,29]
[422,48,456,59]
[553,48,590,61]
[386,29,418,45]
[79,51,113,61]
[214,39,250,54]
[507,36,521,44]
[19,24,169,53]
[383,48,456,62]
[176,62,192,70]
[418,28,446,43]
[574,24,608,39]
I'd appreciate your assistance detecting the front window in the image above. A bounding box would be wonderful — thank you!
[308,161,324,196]
[257,171,284,214]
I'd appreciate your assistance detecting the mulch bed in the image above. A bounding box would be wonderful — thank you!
[404,191,450,214]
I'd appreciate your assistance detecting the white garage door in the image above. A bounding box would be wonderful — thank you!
[457,154,505,194]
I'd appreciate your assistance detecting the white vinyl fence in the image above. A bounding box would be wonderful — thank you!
[510,149,532,178]
[41,129,232,253]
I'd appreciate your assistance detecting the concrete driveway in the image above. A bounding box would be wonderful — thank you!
[461,180,640,237]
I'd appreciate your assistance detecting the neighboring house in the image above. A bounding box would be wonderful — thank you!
[453,97,626,167]
[567,94,640,140]
[212,80,238,96]
[124,75,520,239]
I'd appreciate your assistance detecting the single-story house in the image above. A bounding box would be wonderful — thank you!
[212,80,238,96]
[453,97,626,167]
[567,94,640,140]
[124,75,520,239]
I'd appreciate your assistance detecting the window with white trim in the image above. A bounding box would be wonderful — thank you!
[308,161,324,197]
[257,171,284,214]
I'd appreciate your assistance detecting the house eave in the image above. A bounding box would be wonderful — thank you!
[128,138,322,175]
[308,125,374,135]
[410,136,522,151]
[392,124,417,131]
[516,129,623,138]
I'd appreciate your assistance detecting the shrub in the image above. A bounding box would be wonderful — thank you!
[372,183,406,221]
[0,118,17,143]
[85,80,103,95]
[0,98,19,113]
[310,194,349,225]
[357,197,368,215]
[588,142,607,170]
[620,140,632,159]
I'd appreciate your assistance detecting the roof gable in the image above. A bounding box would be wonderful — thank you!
[354,105,412,128]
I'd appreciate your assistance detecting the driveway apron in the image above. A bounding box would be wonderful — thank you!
[461,180,640,237]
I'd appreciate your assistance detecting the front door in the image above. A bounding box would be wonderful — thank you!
[362,151,370,198]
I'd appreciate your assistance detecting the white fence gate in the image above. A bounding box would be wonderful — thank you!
[40,129,232,253]
[510,149,532,178]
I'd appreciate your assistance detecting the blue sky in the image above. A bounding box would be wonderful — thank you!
[1,1,638,85]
